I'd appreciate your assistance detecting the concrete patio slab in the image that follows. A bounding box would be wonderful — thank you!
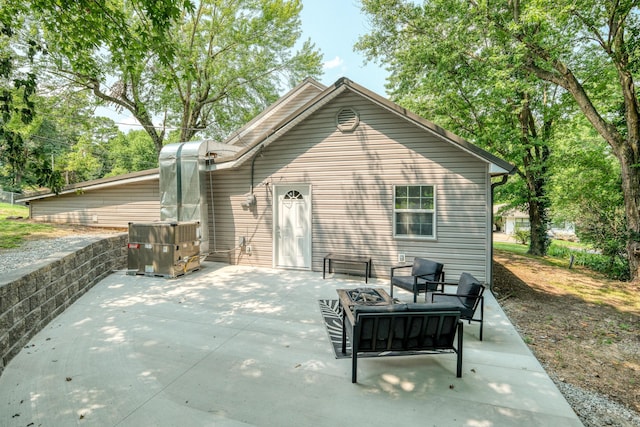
[0,262,583,426]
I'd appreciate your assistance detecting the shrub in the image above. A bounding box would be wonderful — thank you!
[547,242,629,281]
[514,226,530,245]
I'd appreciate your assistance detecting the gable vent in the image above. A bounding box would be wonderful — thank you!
[336,107,360,132]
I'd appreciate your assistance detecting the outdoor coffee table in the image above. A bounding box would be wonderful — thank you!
[336,287,394,311]
[323,253,371,283]
[336,288,394,353]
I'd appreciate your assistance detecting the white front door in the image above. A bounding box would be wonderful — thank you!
[274,185,311,269]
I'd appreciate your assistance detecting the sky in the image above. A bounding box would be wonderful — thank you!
[299,0,389,95]
[104,1,390,131]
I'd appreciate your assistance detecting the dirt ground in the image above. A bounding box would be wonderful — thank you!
[492,250,640,414]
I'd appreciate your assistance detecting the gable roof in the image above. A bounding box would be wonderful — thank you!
[212,77,516,176]
[224,77,326,148]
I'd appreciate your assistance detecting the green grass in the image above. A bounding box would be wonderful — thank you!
[550,239,592,251]
[493,241,529,254]
[495,239,591,255]
[495,237,629,280]
[0,202,54,249]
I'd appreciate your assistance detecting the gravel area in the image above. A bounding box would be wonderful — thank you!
[2,234,640,426]
[554,378,640,427]
[0,234,120,275]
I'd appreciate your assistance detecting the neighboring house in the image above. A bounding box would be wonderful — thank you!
[549,221,576,239]
[494,204,576,239]
[494,205,530,235]
[19,77,515,282]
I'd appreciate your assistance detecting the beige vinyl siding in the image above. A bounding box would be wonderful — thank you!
[208,90,491,281]
[206,167,274,266]
[30,179,160,228]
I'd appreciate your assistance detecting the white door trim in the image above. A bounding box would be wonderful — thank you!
[273,184,312,270]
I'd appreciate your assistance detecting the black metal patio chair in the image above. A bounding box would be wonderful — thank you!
[390,257,445,302]
[431,272,485,340]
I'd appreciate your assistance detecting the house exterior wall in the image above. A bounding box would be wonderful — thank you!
[504,216,530,235]
[29,179,160,228]
[207,91,491,282]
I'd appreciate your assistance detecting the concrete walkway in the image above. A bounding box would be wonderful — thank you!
[0,262,582,426]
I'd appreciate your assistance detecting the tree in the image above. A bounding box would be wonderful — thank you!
[549,117,628,278]
[29,0,322,154]
[356,0,562,255]
[461,1,640,280]
[105,130,157,176]
[0,3,40,191]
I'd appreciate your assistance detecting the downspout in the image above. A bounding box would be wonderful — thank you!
[242,145,264,208]
[490,175,509,291]
[250,145,265,194]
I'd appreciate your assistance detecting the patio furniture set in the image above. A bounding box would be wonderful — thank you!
[335,257,486,383]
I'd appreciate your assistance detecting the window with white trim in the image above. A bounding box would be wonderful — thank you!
[394,185,436,238]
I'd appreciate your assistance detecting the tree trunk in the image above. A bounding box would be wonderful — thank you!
[523,158,550,256]
[618,143,640,281]
[528,195,549,256]
[616,68,640,282]
[521,45,640,280]
[519,96,550,256]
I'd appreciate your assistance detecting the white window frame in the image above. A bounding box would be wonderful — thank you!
[393,184,437,240]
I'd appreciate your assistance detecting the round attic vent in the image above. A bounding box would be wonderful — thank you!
[336,108,360,132]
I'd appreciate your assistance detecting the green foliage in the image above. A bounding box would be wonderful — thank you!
[547,241,629,281]
[357,0,556,256]
[546,115,628,279]
[514,226,531,245]
[60,137,105,183]
[105,130,157,176]
[29,0,190,73]
[0,86,125,192]
[549,118,622,222]
[24,0,322,154]
[0,6,42,190]
[575,207,629,280]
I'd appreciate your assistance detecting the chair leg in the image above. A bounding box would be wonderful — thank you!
[389,268,394,298]
[341,309,347,354]
[351,350,358,383]
[479,298,484,341]
[456,321,463,377]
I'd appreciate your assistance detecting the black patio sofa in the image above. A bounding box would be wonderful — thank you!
[341,302,463,383]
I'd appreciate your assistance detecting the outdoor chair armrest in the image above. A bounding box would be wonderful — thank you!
[415,274,448,292]
[431,292,484,301]
[389,264,413,275]
[342,304,356,325]
[423,279,457,288]
[341,302,357,355]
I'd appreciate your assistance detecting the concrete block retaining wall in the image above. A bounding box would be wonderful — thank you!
[0,234,127,377]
